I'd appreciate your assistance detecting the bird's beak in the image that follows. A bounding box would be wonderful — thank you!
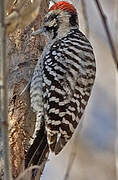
[31,26,45,36]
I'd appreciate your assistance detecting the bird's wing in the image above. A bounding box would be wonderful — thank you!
[42,40,90,153]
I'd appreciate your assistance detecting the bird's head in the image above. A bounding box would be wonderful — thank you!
[32,1,78,39]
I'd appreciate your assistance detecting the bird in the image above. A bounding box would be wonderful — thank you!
[25,1,96,167]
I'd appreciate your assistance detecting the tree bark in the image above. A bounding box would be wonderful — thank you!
[6,0,49,178]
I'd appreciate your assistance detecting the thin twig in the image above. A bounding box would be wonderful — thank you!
[0,0,12,179]
[19,80,31,96]
[81,0,89,38]
[94,0,118,70]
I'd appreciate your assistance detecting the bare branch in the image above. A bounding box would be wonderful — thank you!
[0,0,12,179]
[93,0,118,70]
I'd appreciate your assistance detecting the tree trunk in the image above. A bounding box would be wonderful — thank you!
[7,0,49,178]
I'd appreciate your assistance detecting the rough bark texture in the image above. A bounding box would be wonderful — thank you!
[7,0,49,178]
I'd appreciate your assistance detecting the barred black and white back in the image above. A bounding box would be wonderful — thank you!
[30,1,96,155]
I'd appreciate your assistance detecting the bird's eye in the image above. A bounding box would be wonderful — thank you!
[49,14,58,21]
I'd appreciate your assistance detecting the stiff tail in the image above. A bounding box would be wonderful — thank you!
[25,121,49,168]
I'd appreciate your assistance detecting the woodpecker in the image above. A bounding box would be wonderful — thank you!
[30,1,96,156]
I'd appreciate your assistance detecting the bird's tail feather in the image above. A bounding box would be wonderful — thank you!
[25,121,49,168]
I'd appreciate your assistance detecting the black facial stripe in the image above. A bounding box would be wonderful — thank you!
[45,26,54,32]
[44,13,59,22]
[53,20,59,39]
[45,18,59,39]
[69,13,78,26]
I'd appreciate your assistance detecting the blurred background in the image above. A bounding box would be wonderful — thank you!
[42,0,117,179]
